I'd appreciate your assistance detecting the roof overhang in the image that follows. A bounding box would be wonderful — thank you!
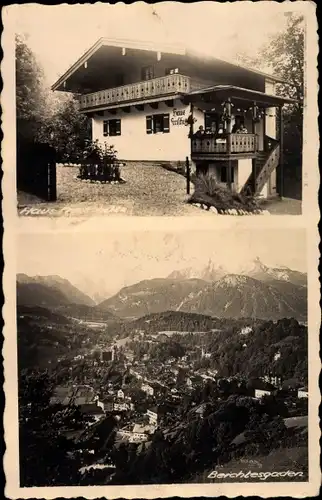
[52,38,288,93]
[52,37,186,92]
[187,49,288,86]
[185,85,298,107]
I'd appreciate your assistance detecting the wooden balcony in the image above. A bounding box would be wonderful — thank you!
[79,74,191,110]
[191,133,258,160]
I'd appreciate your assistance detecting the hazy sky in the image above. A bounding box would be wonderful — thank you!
[12,2,292,85]
[18,228,306,300]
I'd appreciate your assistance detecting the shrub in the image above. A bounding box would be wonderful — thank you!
[189,174,260,212]
[189,173,261,212]
[78,140,124,183]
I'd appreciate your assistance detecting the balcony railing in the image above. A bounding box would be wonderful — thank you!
[79,74,191,110]
[191,133,258,155]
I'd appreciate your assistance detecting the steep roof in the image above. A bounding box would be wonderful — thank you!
[52,37,287,92]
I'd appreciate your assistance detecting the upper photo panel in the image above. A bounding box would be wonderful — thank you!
[16,3,307,218]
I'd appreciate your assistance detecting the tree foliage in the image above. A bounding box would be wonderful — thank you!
[37,96,91,162]
[236,14,304,197]
[16,34,91,161]
[15,34,50,141]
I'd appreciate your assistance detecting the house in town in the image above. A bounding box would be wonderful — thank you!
[117,389,125,399]
[254,388,274,399]
[50,384,105,415]
[146,407,158,425]
[117,422,156,444]
[79,403,105,420]
[253,382,277,399]
[297,387,308,399]
[102,395,134,413]
[141,383,154,397]
[52,37,298,198]
[261,374,283,388]
[246,378,277,399]
[117,428,149,444]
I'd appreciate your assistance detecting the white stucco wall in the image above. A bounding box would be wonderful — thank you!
[237,159,252,192]
[207,162,238,192]
[92,99,191,161]
[193,107,206,131]
[260,183,268,198]
[265,79,277,139]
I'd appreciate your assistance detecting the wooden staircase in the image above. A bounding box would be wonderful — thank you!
[241,136,280,196]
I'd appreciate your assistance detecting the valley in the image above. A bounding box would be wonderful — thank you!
[16,259,308,487]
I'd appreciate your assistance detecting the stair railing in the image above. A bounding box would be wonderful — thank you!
[255,143,280,194]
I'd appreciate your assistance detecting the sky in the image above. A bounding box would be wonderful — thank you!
[12,2,293,85]
[18,228,306,301]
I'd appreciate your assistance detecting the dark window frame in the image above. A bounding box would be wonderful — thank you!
[103,119,121,137]
[146,113,170,134]
[141,65,155,81]
[165,67,180,75]
[220,166,235,183]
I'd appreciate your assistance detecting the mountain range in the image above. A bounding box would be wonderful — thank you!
[98,278,207,319]
[17,259,307,322]
[17,274,95,308]
[168,260,227,282]
[178,274,307,320]
[168,257,307,288]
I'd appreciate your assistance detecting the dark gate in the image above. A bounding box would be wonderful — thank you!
[17,141,57,201]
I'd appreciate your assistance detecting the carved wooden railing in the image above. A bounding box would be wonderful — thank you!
[230,133,258,153]
[191,133,258,155]
[79,74,191,109]
[192,136,227,154]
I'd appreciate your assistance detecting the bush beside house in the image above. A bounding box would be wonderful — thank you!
[189,174,264,215]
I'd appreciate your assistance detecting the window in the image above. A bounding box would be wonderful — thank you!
[141,66,154,81]
[103,119,121,137]
[146,114,170,134]
[165,67,179,75]
[220,166,234,183]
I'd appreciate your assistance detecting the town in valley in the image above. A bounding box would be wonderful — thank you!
[17,250,308,486]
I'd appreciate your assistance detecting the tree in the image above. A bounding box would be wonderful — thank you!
[15,34,50,141]
[16,34,91,161]
[38,95,91,162]
[236,14,304,198]
[236,13,304,116]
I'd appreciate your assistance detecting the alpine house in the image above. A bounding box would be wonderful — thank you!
[52,37,297,198]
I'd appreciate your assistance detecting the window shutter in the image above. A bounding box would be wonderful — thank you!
[103,120,109,136]
[146,116,153,134]
[116,119,121,135]
[163,114,170,133]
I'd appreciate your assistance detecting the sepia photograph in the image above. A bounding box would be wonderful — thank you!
[2,2,319,499]
[15,228,309,487]
[14,3,306,218]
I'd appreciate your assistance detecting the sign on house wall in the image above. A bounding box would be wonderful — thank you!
[171,108,187,126]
